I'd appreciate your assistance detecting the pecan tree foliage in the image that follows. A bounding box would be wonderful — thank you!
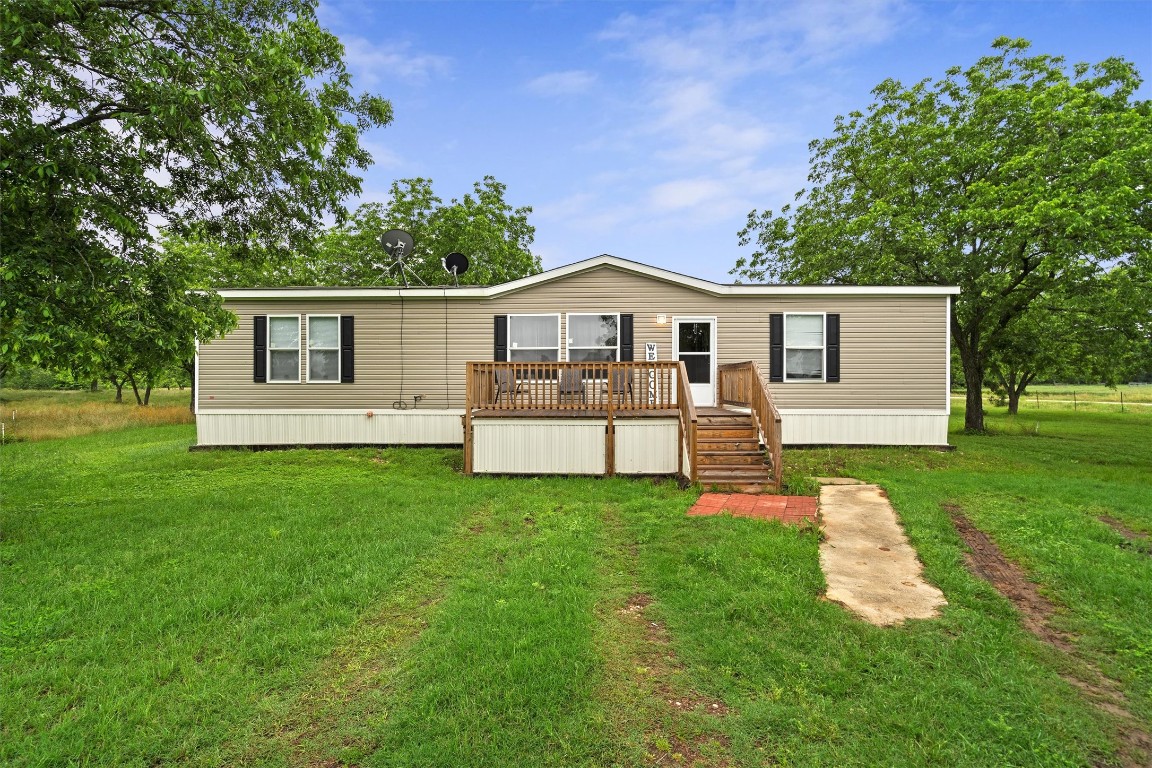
[0,0,393,375]
[189,177,541,288]
[733,38,1151,432]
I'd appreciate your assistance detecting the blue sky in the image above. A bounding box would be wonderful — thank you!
[316,0,1152,283]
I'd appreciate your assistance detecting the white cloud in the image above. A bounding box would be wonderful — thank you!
[525,70,598,96]
[341,36,451,88]
[601,0,907,80]
[647,177,728,212]
[579,0,910,228]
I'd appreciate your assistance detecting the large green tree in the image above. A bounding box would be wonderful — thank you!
[202,177,541,287]
[733,38,1151,431]
[0,0,392,375]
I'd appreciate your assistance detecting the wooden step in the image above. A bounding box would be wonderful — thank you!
[696,427,756,439]
[704,481,775,494]
[697,450,767,466]
[698,414,753,425]
[698,466,773,480]
[698,421,754,431]
[697,438,762,452]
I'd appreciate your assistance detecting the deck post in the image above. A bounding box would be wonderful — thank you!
[463,362,474,474]
[605,364,616,476]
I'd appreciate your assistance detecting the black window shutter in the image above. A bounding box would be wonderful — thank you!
[253,315,267,383]
[826,314,840,383]
[340,315,355,383]
[768,313,783,382]
[619,314,634,361]
[494,315,508,361]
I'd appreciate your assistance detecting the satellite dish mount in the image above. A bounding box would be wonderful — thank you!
[379,229,424,288]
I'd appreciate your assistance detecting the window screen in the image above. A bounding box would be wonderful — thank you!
[268,316,300,382]
[308,316,340,382]
[508,315,559,362]
[784,314,824,380]
[568,314,618,363]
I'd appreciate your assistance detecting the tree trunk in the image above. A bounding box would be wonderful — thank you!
[961,357,985,432]
[143,383,152,406]
[90,378,98,392]
[1011,372,1036,415]
[128,374,143,406]
[184,361,196,415]
[1002,368,1020,415]
[953,298,988,433]
[112,380,124,403]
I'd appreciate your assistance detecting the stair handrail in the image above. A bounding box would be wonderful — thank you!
[675,360,698,483]
[718,361,782,492]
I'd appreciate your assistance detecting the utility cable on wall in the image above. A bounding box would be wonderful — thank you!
[393,291,407,409]
[444,287,450,409]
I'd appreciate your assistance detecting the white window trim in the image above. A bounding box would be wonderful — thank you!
[565,312,620,362]
[306,314,341,384]
[267,314,302,384]
[507,313,561,362]
[783,312,826,383]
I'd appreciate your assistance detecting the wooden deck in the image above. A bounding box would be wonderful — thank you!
[463,361,781,490]
[470,407,680,419]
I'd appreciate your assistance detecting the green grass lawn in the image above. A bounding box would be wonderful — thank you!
[2,404,1149,766]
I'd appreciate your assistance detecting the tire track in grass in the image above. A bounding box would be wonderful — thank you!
[363,498,614,766]
[597,506,734,767]
[231,505,496,767]
[948,505,1152,768]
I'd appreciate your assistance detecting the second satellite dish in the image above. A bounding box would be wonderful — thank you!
[442,252,469,286]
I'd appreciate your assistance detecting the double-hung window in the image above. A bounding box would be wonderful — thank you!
[784,313,825,381]
[268,316,301,382]
[567,313,619,362]
[508,315,560,362]
[307,315,340,382]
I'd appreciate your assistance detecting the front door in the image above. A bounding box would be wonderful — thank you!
[674,317,716,406]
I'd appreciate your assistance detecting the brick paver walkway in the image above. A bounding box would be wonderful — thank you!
[687,493,818,524]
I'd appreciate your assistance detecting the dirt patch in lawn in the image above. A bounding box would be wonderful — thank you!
[947,505,1152,768]
[1099,516,1151,556]
[620,594,728,718]
[948,507,1069,651]
[648,733,732,767]
[615,593,731,767]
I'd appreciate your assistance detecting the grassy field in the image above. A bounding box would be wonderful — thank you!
[953,383,1152,413]
[1,393,1149,766]
[0,388,193,442]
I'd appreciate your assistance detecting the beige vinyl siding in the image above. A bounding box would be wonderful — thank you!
[198,265,948,412]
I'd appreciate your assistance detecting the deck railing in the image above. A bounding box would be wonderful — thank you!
[674,360,698,483]
[467,361,683,411]
[717,361,783,491]
[463,361,697,481]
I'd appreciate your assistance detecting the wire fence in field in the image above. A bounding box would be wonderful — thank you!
[951,389,1152,414]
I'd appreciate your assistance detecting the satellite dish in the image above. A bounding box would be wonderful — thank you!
[379,229,422,287]
[442,252,469,285]
[380,229,414,261]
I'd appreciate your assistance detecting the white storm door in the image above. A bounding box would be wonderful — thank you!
[673,317,716,407]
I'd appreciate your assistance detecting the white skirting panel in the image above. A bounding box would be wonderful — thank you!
[778,410,949,446]
[196,410,464,446]
[614,419,678,474]
[472,419,605,475]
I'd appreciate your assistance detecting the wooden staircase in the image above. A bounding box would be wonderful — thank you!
[694,409,775,492]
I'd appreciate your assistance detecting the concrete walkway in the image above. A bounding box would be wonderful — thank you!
[818,480,946,626]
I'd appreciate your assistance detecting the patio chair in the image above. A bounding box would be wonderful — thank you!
[558,368,586,405]
[493,368,532,406]
[601,368,633,406]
